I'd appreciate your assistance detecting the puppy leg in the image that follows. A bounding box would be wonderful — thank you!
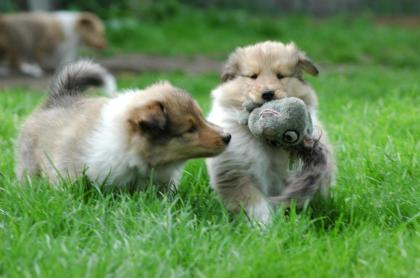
[214,171,272,224]
[7,48,21,74]
[15,134,39,181]
[0,47,10,76]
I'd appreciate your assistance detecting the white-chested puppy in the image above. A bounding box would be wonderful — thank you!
[0,12,107,77]
[206,41,335,224]
[16,61,230,191]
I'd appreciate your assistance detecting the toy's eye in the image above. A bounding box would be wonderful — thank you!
[283,130,299,144]
[276,73,285,80]
[250,74,258,79]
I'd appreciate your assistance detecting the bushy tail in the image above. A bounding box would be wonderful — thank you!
[46,60,116,107]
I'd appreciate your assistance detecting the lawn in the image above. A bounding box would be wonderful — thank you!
[0,11,419,277]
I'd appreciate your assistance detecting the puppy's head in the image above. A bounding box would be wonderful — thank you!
[126,82,230,166]
[218,41,318,109]
[75,12,107,50]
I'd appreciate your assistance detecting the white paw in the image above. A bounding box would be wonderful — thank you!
[20,63,44,77]
[246,199,272,226]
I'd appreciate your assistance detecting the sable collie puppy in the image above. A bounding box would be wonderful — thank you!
[206,41,335,224]
[16,61,231,190]
[0,12,107,77]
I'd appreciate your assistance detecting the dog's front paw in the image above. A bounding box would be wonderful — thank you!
[246,200,272,227]
[20,63,44,78]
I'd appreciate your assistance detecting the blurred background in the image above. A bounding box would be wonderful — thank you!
[0,0,420,67]
[3,0,420,16]
[0,0,419,90]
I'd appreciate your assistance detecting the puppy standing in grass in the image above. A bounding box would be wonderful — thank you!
[0,12,107,77]
[16,61,231,191]
[206,41,335,224]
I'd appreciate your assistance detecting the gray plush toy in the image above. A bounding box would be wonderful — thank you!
[240,97,313,147]
[240,97,332,207]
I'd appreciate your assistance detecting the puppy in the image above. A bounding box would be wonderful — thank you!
[0,12,107,77]
[16,61,231,191]
[206,41,335,224]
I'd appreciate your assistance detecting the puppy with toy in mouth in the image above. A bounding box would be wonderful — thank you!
[206,41,336,224]
[15,61,231,191]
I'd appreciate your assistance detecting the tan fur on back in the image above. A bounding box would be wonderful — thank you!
[16,98,106,182]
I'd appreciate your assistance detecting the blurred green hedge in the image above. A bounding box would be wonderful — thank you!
[2,0,420,19]
[0,0,180,20]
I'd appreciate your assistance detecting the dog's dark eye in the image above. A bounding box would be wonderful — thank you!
[187,125,197,133]
[276,73,285,80]
[250,74,258,80]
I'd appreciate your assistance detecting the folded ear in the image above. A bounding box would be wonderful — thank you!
[129,101,167,136]
[297,55,319,76]
[76,13,97,31]
[221,52,239,82]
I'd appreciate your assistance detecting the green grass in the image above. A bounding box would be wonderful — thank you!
[1,65,419,277]
[1,11,420,277]
[106,11,420,68]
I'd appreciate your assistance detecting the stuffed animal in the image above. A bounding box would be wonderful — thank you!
[240,97,313,147]
[240,97,332,207]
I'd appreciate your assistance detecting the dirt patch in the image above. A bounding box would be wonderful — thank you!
[375,16,420,28]
[0,54,223,91]
[100,54,222,74]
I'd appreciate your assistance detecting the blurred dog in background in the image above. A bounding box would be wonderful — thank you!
[0,11,107,77]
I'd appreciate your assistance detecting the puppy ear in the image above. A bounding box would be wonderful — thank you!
[221,53,239,82]
[130,101,167,136]
[297,54,319,76]
[77,13,96,31]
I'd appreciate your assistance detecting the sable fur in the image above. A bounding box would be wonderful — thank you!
[16,61,230,190]
[206,41,336,224]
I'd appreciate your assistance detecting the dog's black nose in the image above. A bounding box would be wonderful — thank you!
[222,134,231,145]
[262,90,275,101]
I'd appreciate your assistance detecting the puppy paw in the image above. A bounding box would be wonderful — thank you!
[20,63,44,78]
[246,200,272,226]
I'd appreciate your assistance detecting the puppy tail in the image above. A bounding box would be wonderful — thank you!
[46,60,116,107]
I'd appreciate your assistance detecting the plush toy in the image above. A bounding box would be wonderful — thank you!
[240,97,332,207]
[240,97,313,147]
